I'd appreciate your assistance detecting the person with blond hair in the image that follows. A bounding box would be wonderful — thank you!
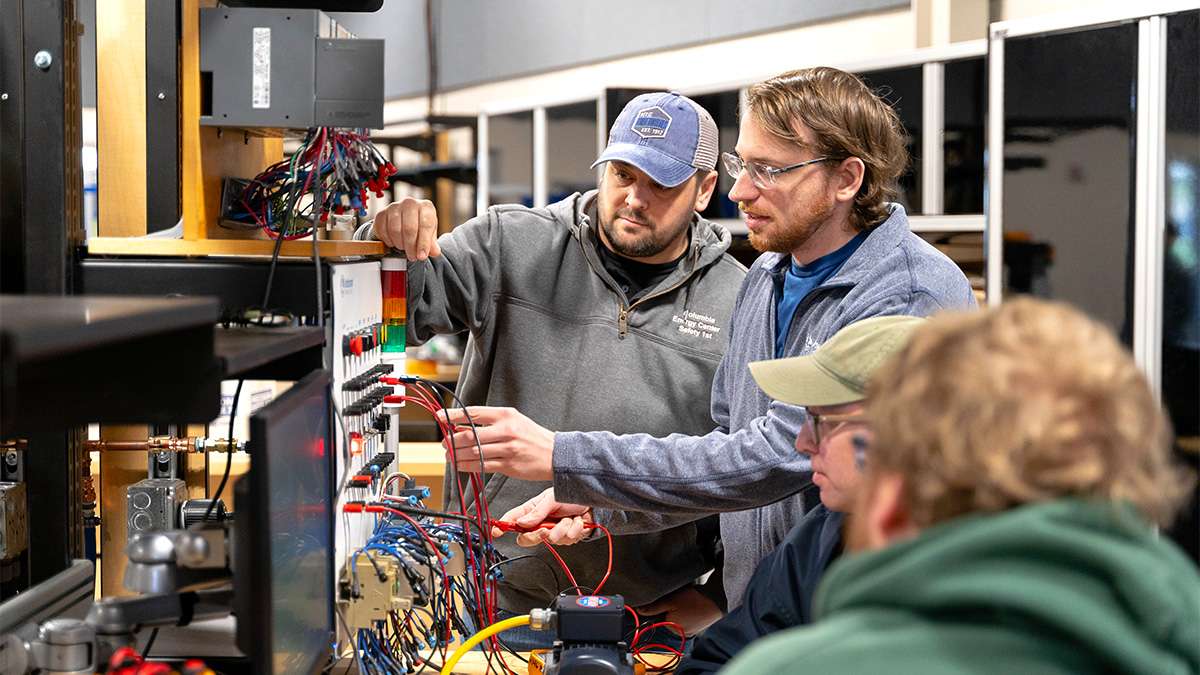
[455,66,976,625]
[725,297,1200,674]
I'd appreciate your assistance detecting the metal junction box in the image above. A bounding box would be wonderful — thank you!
[0,483,28,561]
[200,7,383,129]
[126,478,187,537]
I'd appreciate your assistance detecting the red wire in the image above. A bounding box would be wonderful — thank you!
[495,519,610,596]
[625,605,641,626]
[633,645,683,672]
[633,621,686,651]
[591,524,614,595]
[540,540,579,590]
[398,384,500,655]
[385,378,523,674]
[631,619,687,672]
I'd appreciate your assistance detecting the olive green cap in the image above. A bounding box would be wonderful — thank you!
[749,315,926,406]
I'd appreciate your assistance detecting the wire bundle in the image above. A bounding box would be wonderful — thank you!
[347,506,497,674]
[336,375,639,674]
[335,377,521,674]
[629,612,687,672]
[229,127,396,239]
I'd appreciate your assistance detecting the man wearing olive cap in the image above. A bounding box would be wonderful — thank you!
[679,315,925,674]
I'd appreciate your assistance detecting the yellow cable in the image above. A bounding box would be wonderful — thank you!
[440,614,532,675]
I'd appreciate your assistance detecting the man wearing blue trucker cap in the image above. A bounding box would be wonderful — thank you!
[360,92,746,643]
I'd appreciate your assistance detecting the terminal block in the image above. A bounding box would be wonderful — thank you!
[339,540,467,629]
[341,552,410,628]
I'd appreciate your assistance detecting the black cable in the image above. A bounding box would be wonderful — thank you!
[204,379,244,522]
[141,627,158,658]
[258,206,289,319]
[403,377,513,656]
[361,550,386,582]
[331,402,355,505]
[373,502,480,527]
[424,0,437,118]
[312,138,325,330]
[417,377,491,535]
[486,555,563,598]
[258,133,309,321]
[493,636,530,664]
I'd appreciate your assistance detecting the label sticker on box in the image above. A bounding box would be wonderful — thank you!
[576,596,611,608]
[252,27,271,109]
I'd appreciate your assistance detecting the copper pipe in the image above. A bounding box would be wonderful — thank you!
[85,436,242,453]
[85,440,154,451]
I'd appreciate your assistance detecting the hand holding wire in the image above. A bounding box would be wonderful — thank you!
[441,406,556,480]
[490,487,594,546]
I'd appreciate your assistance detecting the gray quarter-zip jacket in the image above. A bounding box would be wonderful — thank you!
[381,190,747,611]
[552,204,977,608]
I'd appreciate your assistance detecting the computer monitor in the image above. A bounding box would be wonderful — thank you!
[234,370,334,675]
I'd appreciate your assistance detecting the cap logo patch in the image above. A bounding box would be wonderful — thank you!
[631,106,672,139]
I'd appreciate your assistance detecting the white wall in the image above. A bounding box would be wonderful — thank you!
[378,0,1152,128]
[382,7,917,125]
[1004,127,1133,332]
[993,0,1146,22]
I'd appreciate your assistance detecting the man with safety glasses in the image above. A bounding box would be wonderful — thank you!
[454,67,976,627]
[676,315,924,673]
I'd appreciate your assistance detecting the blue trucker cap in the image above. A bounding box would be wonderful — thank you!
[591,92,719,188]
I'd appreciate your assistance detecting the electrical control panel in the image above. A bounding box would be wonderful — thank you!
[199,7,383,129]
[329,261,399,578]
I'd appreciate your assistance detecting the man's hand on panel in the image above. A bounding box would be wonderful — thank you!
[372,196,442,260]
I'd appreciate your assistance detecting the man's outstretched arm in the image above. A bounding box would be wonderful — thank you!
[440,399,810,516]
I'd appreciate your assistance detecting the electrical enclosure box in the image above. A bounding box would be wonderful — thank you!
[126,478,187,537]
[0,482,28,561]
[555,595,626,644]
[200,7,383,129]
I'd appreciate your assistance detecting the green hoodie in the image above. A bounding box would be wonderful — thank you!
[724,499,1200,675]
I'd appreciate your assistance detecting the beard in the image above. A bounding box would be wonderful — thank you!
[600,208,691,258]
[747,185,837,254]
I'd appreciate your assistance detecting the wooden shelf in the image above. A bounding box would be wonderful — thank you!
[396,442,448,477]
[87,237,386,258]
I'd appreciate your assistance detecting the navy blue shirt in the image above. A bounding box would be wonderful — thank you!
[774,232,868,357]
[677,504,845,674]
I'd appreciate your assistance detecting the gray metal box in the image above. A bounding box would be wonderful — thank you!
[200,7,383,129]
[126,478,187,537]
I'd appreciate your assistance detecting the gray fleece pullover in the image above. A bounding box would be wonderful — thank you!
[552,204,977,608]
[383,190,747,611]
